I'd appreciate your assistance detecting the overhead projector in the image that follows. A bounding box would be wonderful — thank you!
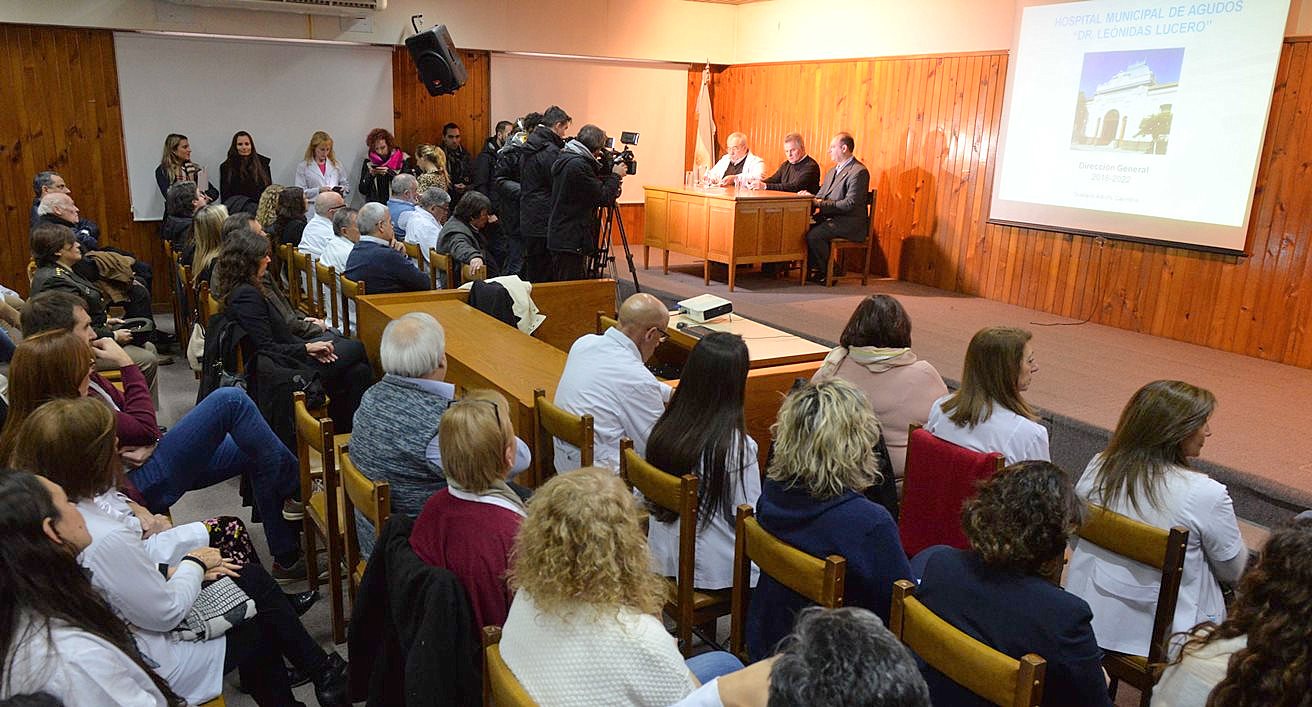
[677,294,733,323]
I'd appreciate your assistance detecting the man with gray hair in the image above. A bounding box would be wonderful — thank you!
[704,131,766,187]
[318,206,358,273]
[298,189,346,258]
[348,311,530,556]
[387,172,420,239]
[405,187,452,266]
[343,201,430,293]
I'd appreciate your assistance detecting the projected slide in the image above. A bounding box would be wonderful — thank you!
[990,0,1290,252]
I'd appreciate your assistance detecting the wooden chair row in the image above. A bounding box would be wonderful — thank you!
[293,392,391,644]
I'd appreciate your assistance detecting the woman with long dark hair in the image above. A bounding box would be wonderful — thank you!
[1153,519,1312,707]
[0,471,185,706]
[219,131,273,203]
[645,332,761,590]
[924,325,1047,464]
[213,230,371,431]
[9,399,349,706]
[1066,380,1245,659]
[270,186,309,247]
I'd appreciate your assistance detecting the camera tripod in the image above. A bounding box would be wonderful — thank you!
[587,200,641,293]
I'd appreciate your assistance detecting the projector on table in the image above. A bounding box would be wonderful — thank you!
[677,294,733,323]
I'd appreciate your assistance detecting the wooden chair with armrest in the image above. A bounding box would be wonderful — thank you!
[890,579,1047,707]
[338,445,391,604]
[481,626,537,707]
[314,261,339,331]
[429,248,457,290]
[728,504,846,663]
[619,438,731,656]
[531,387,594,488]
[292,391,347,644]
[1072,505,1188,707]
[339,274,365,338]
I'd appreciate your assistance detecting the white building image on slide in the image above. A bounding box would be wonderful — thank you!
[1073,60,1178,152]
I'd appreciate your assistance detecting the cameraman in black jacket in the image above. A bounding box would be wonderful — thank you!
[546,125,627,282]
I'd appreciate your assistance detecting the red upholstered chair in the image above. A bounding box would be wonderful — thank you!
[898,425,1005,558]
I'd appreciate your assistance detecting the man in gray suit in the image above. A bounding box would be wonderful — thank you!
[803,132,870,282]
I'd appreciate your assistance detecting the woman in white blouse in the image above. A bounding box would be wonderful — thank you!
[0,472,182,707]
[295,130,349,203]
[1066,380,1246,658]
[1152,518,1312,707]
[501,467,742,707]
[11,398,350,707]
[645,332,761,590]
[924,325,1048,464]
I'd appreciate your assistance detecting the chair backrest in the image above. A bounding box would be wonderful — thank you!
[292,391,340,534]
[403,240,427,273]
[462,262,487,284]
[899,425,1005,557]
[290,249,317,317]
[1076,504,1189,664]
[532,387,593,484]
[618,438,698,614]
[595,310,618,335]
[339,446,391,588]
[868,189,878,239]
[278,242,293,289]
[729,504,845,660]
[339,274,364,337]
[314,261,339,330]
[891,579,1046,707]
[197,281,218,327]
[429,248,456,290]
[482,626,537,707]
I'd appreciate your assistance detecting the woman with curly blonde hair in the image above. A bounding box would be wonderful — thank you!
[500,467,742,706]
[1154,518,1312,707]
[255,184,284,232]
[746,378,912,661]
[913,461,1110,707]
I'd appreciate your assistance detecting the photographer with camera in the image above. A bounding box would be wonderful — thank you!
[546,125,627,282]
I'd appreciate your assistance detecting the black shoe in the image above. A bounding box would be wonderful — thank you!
[313,653,349,707]
[806,271,827,284]
[288,664,311,689]
[284,589,320,617]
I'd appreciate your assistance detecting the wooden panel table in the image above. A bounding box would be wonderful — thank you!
[666,311,830,369]
[643,185,813,291]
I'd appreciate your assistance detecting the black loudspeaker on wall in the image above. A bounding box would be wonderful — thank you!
[405,24,468,96]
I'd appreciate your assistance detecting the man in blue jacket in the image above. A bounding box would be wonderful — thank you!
[343,202,430,294]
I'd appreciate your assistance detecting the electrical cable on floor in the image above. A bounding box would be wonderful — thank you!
[1031,237,1108,327]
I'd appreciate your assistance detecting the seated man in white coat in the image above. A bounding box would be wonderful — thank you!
[553,293,672,472]
[704,132,766,187]
[404,187,452,267]
[297,190,345,258]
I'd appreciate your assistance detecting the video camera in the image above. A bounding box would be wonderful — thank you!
[599,130,640,176]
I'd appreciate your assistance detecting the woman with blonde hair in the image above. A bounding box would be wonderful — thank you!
[294,130,348,202]
[747,378,913,661]
[1066,380,1244,659]
[414,143,452,192]
[410,390,525,632]
[925,325,1048,464]
[255,184,284,232]
[182,203,229,286]
[154,133,217,201]
[499,467,742,706]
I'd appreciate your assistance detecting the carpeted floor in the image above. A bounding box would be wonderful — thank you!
[617,251,1312,526]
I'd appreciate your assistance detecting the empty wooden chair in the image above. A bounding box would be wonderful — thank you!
[429,247,456,290]
[531,387,594,487]
[1072,505,1189,707]
[339,445,391,602]
[619,438,731,656]
[314,261,339,331]
[339,274,364,338]
[890,579,1047,707]
[482,626,537,707]
[899,425,1005,557]
[293,391,347,644]
[729,504,845,662]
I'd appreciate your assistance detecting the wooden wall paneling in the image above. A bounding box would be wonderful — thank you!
[391,48,490,159]
[702,40,1312,368]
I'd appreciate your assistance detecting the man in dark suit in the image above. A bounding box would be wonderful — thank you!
[343,202,431,294]
[803,132,870,282]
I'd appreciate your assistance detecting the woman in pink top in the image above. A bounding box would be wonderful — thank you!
[813,295,947,484]
[410,390,526,632]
